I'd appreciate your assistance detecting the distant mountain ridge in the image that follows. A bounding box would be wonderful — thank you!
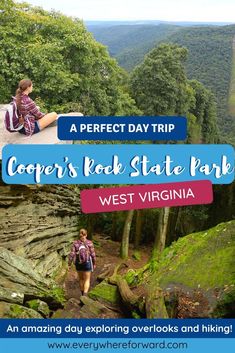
[88,24,180,57]
[164,25,235,136]
[86,20,234,27]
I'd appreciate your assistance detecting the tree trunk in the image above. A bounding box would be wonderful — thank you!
[152,207,170,259]
[111,212,118,241]
[87,214,95,240]
[166,207,180,246]
[108,264,145,315]
[85,184,100,239]
[109,275,140,310]
[120,210,135,259]
[134,210,143,249]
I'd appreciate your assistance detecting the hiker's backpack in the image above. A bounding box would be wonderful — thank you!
[4,100,24,132]
[76,243,90,264]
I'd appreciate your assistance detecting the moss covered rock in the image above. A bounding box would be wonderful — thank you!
[157,221,235,290]
[0,302,43,318]
[89,281,121,305]
[0,247,65,308]
[26,299,50,318]
[149,221,235,317]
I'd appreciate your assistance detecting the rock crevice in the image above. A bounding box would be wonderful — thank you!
[0,182,81,317]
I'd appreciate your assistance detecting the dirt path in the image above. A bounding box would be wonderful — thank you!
[53,234,220,319]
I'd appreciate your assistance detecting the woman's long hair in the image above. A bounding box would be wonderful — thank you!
[79,229,87,236]
[15,79,32,111]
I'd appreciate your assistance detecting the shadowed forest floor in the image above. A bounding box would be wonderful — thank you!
[65,234,150,298]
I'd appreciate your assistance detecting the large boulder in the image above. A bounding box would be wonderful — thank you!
[154,221,235,317]
[89,281,121,306]
[158,221,235,290]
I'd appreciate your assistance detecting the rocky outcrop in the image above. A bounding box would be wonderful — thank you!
[125,221,235,318]
[0,246,66,319]
[52,294,125,319]
[0,181,81,317]
[0,183,80,269]
[0,286,24,305]
[0,247,63,304]
[0,302,43,318]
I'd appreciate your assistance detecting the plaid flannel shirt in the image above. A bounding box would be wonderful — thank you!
[18,94,44,136]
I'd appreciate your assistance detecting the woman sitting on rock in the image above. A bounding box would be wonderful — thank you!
[68,229,96,296]
[15,79,58,136]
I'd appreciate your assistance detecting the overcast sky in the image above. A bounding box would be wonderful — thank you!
[18,0,235,22]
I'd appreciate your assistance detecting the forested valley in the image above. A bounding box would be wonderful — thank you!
[90,22,235,144]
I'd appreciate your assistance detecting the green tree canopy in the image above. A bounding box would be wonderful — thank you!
[130,43,194,115]
[189,80,218,143]
[0,0,140,115]
[130,43,218,143]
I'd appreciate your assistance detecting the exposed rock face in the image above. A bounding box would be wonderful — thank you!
[0,286,24,305]
[0,247,51,295]
[0,183,80,265]
[35,252,63,278]
[52,294,125,319]
[0,181,81,317]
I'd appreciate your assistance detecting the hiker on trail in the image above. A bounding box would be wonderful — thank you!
[68,229,96,296]
[13,79,58,136]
